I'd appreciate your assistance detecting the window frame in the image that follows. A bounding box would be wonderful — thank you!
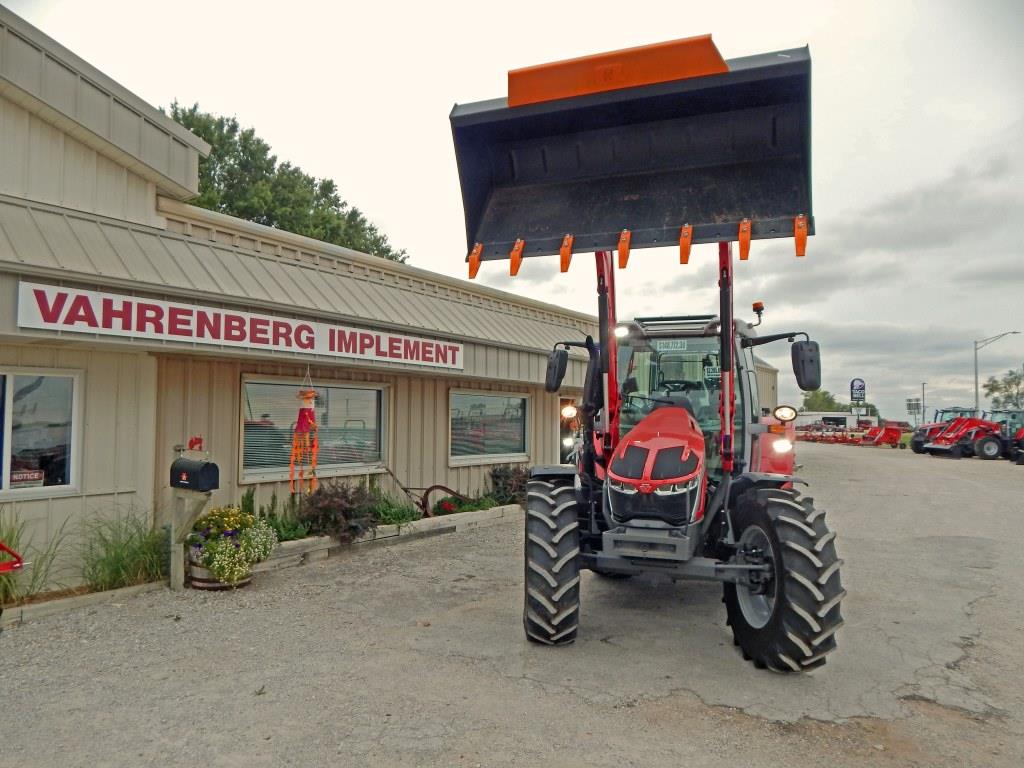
[238,374,390,485]
[448,388,531,467]
[0,367,83,500]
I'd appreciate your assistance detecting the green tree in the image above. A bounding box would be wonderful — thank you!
[169,103,407,263]
[800,390,845,412]
[983,368,1024,409]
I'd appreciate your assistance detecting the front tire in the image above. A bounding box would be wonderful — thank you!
[523,477,581,645]
[910,438,925,454]
[724,488,845,672]
[974,436,1002,460]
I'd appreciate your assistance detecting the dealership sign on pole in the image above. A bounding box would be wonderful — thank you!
[17,281,465,370]
[850,378,866,403]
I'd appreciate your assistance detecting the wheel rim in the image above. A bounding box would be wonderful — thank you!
[983,442,999,458]
[736,525,777,629]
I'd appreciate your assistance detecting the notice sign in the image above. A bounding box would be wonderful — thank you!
[850,378,866,403]
[10,469,44,488]
[17,282,464,370]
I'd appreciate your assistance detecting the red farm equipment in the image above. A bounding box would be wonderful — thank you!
[451,36,844,672]
[923,409,1024,459]
[0,539,25,624]
[909,407,977,454]
[860,424,905,448]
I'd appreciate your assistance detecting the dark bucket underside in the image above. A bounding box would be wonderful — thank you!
[451,47,813,261]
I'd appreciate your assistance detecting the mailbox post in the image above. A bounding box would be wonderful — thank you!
[169,453,220,590]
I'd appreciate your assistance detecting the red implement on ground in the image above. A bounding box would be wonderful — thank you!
[860,425,905,449]
[0,540,24,574]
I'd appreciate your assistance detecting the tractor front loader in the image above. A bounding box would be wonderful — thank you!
[450,36,843,672]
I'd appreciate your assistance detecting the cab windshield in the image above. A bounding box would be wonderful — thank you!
[616,334,744,478]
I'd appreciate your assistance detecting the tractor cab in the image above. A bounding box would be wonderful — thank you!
[615,315,791,480]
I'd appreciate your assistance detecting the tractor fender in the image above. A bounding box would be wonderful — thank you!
[529,465,579,481]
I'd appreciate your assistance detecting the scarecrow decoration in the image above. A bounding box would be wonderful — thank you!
[289,373,320,494]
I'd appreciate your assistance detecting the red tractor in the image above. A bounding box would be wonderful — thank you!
[923,409,1024,459]
[909,407,978,454]
[451,37,843,671]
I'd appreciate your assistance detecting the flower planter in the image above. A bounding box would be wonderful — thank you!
[188,556,252,590]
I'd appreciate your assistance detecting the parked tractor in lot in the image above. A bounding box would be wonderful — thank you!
[910,407,977,454]
[924,410,1024,459]
[451,36,844,671]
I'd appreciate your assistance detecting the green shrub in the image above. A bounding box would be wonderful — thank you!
[297,482,376,542]
[80,515,167,592]
[265,514,310,542]
[240,487,256,515]
[369,495,421,526]
[1,507,68,606]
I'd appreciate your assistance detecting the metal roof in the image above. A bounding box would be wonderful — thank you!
[0,194,595,356]
[0,7,209,199]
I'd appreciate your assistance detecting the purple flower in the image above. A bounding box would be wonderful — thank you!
[224,529,236,537]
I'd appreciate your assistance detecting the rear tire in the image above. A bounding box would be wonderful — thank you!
[523,477,581,645]
[910,438,925,454]
[724,488,844,672]
[974,436,1002,460]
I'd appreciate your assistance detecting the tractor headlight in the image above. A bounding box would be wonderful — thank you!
[609,479,637,495]
[772,438,794,454]
[653,477,701,495]
[613,325,631,338]
[773,405,798,423]
[561,404,578,419]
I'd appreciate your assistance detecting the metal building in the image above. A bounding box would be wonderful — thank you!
[0,7,592,578]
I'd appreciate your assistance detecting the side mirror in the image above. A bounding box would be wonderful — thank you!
[791,340,821,391]
[545,348,569,393]
[622,376,638,395]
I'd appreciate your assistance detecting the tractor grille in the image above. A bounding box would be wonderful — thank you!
[608,484,697,527]
[650,448,699,480]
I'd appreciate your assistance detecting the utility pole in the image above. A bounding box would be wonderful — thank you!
[974,331,1020,415]
[921,382,926,425]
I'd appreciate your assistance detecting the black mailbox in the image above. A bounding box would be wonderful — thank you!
[170,457,219,492]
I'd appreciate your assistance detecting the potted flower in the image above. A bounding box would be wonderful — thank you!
[187,506,277,590]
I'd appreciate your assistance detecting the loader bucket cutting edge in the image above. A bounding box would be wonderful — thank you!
[451,42,813,264]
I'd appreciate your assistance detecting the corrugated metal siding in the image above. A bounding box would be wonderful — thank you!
[0,95,163,227]
[0,7,206,198]
[153,355,568,520]
[0,344,156,585]
[0,197,594,386]
[755,361,778,410]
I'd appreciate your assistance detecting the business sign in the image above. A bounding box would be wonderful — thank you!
[905,397,921,415]
[17,282,464,370]
[850,378,866,403]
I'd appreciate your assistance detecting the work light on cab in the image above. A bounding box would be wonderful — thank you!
[773,405,798,422]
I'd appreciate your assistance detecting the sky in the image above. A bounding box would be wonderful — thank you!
[7,0,1024,421]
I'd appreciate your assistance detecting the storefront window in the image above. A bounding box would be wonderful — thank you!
[450,392,528,461]
[1,372,77,492]
[241,380,384,480]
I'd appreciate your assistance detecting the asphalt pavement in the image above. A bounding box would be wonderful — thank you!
[1,443,1021,767]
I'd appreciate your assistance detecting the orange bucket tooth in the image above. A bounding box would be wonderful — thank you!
[679,224,693,264]
[510,239,525,276]
[617,229,632,269]
[794,214,808,257]
[467,243,483,279]
[738,219,752,260]
[559,234,574,273]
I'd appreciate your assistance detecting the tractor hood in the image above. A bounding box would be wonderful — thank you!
[606,407,707,526]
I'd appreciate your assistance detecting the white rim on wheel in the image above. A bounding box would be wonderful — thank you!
[737,525,777,629]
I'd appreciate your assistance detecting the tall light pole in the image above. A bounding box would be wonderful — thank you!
[974,331,1020,415]
[921,382,926,425]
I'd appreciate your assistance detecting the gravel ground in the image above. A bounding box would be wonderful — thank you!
[1,443,1022,767]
